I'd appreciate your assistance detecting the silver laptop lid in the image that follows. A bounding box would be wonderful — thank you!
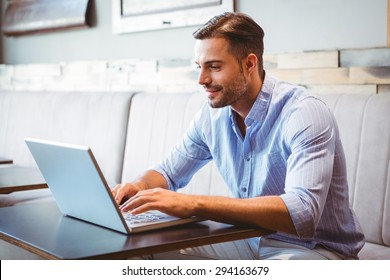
[25,138,129,234]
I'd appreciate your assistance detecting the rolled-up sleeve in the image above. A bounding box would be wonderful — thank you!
[280,97,336,238]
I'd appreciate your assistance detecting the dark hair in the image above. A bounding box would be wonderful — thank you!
[193,12,265,74]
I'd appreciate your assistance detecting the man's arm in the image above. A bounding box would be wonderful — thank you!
[189,194,296,235]
[116,178,297,235]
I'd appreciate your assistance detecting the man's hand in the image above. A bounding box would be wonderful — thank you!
[111,182,144,205]
[118,188,197,218]
[111,169,170,210]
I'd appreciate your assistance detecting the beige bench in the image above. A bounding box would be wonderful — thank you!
[1,90,389,259]
[0,90,135,185]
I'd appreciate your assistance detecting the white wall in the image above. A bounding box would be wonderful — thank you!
[0,0,388,64]
[241,0,388,53]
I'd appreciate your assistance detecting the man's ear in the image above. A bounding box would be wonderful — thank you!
[244,53,258,74]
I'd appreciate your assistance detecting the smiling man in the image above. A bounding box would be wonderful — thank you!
[112,12,365,260]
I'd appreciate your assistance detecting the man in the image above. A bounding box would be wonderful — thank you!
[112,12,365,259]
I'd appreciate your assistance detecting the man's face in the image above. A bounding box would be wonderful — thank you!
[194,38,248,109]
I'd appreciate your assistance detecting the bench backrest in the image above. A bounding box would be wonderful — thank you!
[319,92,390,247]
[0,91,135,185]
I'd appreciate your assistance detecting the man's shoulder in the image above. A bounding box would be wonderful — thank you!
[269,75,330,107]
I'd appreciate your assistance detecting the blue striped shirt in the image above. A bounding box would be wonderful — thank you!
[153,74,365,258]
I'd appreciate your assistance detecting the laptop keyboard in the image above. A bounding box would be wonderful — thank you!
[123,210,169,225]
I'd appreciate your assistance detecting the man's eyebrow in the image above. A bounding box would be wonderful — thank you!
[195,60,223,65]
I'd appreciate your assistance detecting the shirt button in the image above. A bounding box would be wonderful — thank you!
[241,187,247,192]
[245,157,250,161]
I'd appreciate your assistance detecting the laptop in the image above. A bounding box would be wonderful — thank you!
[25,138,205,234]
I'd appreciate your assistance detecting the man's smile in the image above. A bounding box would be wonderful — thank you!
[204,85,223,98]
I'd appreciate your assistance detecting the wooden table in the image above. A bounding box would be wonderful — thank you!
[0,165,47,194]
[0,202,272,260]
[0,157,13,165]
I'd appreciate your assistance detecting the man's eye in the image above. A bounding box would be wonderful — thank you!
[210,65,220,70]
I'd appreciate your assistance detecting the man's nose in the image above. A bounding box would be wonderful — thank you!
[197,69,211,86]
